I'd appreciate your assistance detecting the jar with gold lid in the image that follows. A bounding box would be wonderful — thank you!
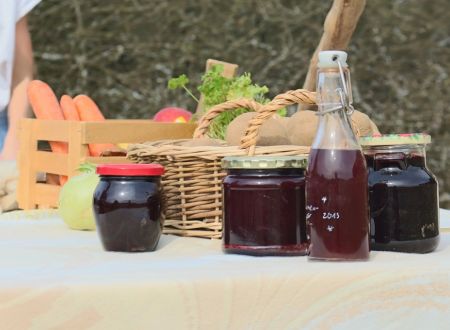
[222,156,308,256]
[360,133,439,253]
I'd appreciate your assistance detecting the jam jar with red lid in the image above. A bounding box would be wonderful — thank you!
[93,163,164,252]
[222,156,308,256]
[359,134,439,253]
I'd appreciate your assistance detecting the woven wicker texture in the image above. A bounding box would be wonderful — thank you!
[128,89,317,239]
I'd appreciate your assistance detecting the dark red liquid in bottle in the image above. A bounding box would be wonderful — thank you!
[307,149,370,260]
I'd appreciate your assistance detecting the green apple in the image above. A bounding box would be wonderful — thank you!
[58,164,99,230]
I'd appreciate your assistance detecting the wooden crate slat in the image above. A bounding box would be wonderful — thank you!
[17,119,35,209]
[33,183,61,208]
[30,119,71,142]
[84,156,133,164]
[206,59,238,77]
[34,151,69,175]
[195,59,238,114]
[81,121,197,144]
[68,121,90,177]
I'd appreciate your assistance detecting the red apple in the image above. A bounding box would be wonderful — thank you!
[153,107,192,123]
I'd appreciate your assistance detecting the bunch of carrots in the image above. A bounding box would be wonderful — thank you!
[27,80,116,185]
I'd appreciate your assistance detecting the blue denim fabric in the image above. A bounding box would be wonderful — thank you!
[0,110,9,151]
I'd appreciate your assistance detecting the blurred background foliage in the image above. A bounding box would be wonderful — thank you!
[29,0,449,207]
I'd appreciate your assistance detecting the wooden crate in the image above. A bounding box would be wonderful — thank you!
[17,119,197,210]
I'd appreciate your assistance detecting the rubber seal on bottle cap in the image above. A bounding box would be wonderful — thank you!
[318,50,348,68]
[96,163,165,176]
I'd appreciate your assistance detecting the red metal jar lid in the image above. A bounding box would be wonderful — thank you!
[96,164,165,176]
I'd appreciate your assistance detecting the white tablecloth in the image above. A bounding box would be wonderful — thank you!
[1,209,450,330]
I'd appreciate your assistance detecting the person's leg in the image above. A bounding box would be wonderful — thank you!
[0,110,9,151]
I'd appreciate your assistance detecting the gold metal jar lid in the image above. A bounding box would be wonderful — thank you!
[359,133,431,147]
[222,156,308,169]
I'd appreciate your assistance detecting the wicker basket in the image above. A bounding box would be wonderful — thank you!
[127,89,316,239]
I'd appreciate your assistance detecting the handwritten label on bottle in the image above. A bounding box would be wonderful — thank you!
[309,197,340,232]
[322,212,340,220]
[306,205,319,212]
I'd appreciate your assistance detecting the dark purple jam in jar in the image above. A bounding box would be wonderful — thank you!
[93,164,164,252]
[360,134,439,253]
[222,156,308,256]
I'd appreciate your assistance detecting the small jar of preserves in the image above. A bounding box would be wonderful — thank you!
[222,156,308,256]
[93,164,165,252]
[359,134,439,253]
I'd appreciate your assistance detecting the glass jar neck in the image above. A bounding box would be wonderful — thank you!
[363,144,427,169]
[362,144,426,156]
[99,175,161,181]
[312,68,359,150]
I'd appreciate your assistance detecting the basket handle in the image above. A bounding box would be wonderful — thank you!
[193,99,264,138]
[192,89,316,155]
[241,89,316,155]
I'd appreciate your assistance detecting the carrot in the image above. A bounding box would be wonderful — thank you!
[60,95,80,121]
[27,80,65,122]
[47,173,64,185]
[73,95,106,121]
[73,95,116,157]
[27,80,68,185]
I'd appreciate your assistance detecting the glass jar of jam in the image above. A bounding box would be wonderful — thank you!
[93,164,165,252]
[359,134,439,253]
[222,156,308,256]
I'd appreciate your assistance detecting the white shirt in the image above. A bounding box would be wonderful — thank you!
[0,0,41,112]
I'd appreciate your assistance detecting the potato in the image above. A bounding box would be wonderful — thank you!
[286,110,319,146]
[225,112,290,146]
[272,114,290,129]
[182,137,225,147]
[226,113,255,146]
[287,109,380,146]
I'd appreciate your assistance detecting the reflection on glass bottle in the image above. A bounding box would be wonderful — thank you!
[306,51,370,261]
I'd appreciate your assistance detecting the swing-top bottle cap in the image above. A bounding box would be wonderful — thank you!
[318,50,348,68]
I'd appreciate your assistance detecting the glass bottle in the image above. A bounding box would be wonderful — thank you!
[306,51,370,261]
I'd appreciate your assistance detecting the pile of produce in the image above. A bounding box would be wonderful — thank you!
[170,65,380,146]
[25,81,116,229]
[228,109,380,147]
[27,80,116,185]
[169,65,275,140]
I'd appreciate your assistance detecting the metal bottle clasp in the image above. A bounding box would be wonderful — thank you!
[336,58,354,116]
[316,56,355,116]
